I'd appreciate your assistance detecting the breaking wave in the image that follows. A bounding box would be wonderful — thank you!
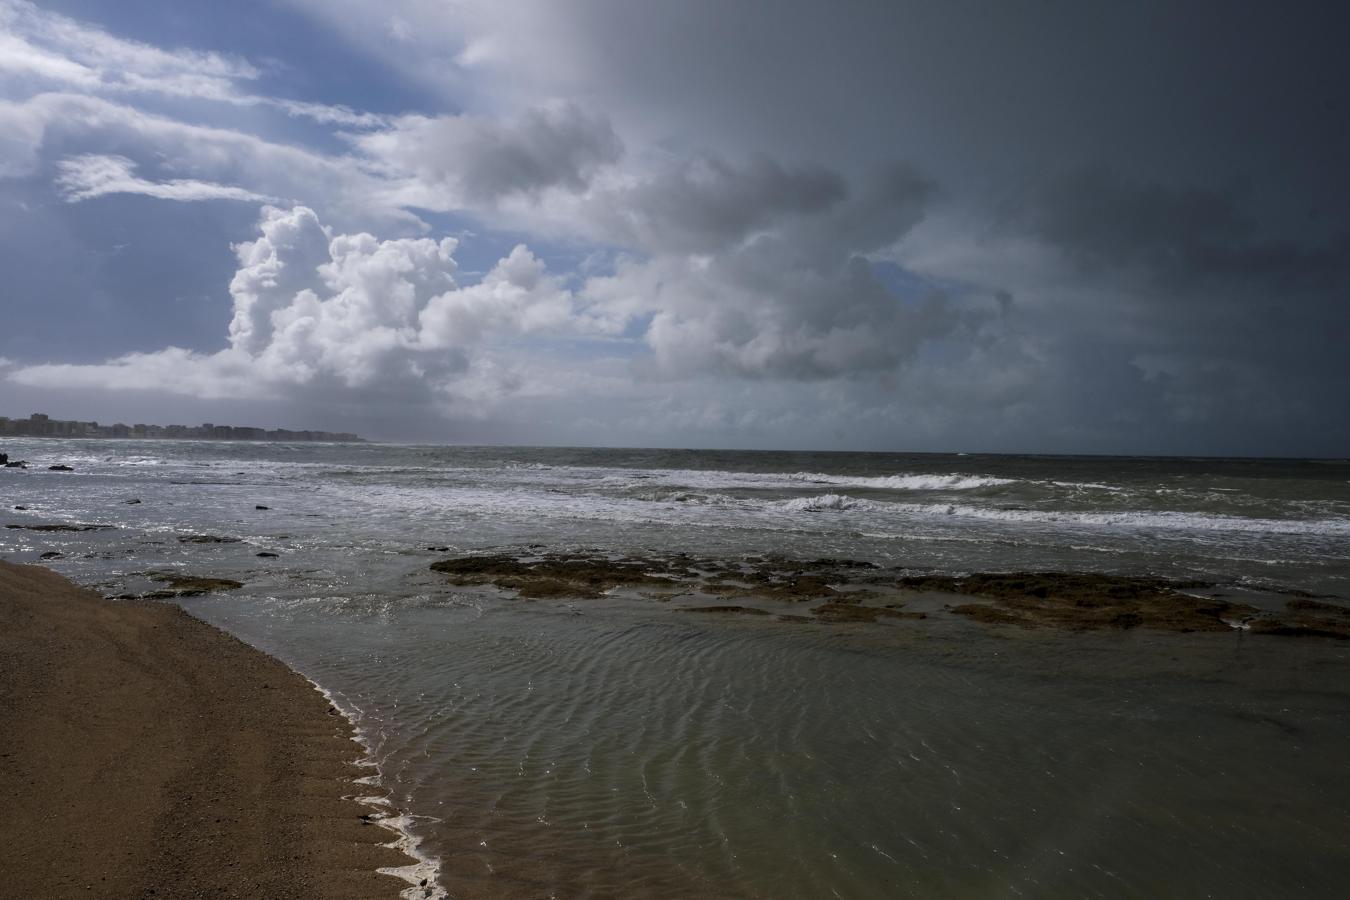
[895,503,1350,536]
[774,494,873,512]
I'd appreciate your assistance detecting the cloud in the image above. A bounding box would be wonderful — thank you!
[6,0,1347,452]
[7,189,964,419]
[0,0,386,127]
[1024,169,1350,297]
[0,92,416,228]
[581,153,846,255]
[357,103,622,204]
[574,161,952,379]
[9,206,604,410]
[55,154,278,203]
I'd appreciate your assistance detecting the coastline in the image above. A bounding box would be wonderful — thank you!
[0,561,428,899]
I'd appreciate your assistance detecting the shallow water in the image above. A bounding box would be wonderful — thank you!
[3,440,1350,897]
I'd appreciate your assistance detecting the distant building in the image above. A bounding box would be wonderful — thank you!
[0,412,364,442]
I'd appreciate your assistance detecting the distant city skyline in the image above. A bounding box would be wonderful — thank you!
[0,412,361,443]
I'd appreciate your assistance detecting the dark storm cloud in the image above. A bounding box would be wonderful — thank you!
[6,0,1350,451]
[361,103,622,203]
[589,154,847,254]
[579,161,948,380]
[1028,170,1350,296]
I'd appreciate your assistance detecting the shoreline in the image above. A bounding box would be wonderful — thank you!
[0,561,435,899]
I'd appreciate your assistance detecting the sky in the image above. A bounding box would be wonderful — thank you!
[0,0,1346,454]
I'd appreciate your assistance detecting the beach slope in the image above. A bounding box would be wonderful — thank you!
[0,561,412,898]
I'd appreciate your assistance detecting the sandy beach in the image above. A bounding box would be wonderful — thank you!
[0,561,415,899]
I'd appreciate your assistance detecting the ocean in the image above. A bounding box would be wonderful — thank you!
[3,440,1350,897]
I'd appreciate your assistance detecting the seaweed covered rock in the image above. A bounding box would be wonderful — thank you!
[140,572,245,599]
[898,571,1249,633]
[1248,598,1350,640]
[431,553,677,599]
[6,523,113,532]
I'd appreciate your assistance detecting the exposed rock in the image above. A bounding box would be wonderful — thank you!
[802,558,880,570]
[255,551,280,558]
[48,464,74,472]
[145,573,245,597]
[1247,598,1350,640]
[701,574,837,602]
[4,461,28,468]
[681,605,772,615]
[6,524,114,532]
[812,602,925,623]
[429,550,898,608]
[125,499,142,505]
[177,535,243,544]
[38,551,64,560]
[431,553,676,599]
[897,571,1249,633]
[13,505,27,510]
[255,505,270,511]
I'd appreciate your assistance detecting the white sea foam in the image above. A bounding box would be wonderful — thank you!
[310,680,446,900]
[893,503,1350,536]
[776,493,871,512]
[474,464,1020,493]
[788,472,1015,490]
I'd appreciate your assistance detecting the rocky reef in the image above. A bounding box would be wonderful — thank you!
[895,571,1250,632]
[429,550,1349,639]
[108,571,244,601]
[1248,598,1350,640]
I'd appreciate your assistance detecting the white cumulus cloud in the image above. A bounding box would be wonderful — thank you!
[9,206,607,411]
[55,154,278,203]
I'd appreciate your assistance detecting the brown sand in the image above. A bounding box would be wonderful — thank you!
[0,561,415,899]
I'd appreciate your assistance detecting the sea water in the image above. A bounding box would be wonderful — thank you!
[3,441,1349,897]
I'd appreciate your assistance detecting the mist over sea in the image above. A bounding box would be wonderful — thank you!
[4,440,1350,897]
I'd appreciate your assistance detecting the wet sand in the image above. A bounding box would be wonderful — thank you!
[0,561,413,899]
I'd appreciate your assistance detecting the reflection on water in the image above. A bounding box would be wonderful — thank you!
[183,589,1350,899]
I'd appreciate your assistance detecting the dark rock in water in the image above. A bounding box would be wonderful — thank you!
[1247,598,1350,640]
[256,551,280,558]
[7,523,114,532]
[48,464,74,472]
[702,573,837,602]
[427,546,450,552]
[13,505,27,510]
[812,601,923,623]
[4,460,27,468]
[804,558,880,570]
[897,571,1248,633]
[682,605,771,615]
[177,535,243,544]
[125,499,141,505]
[145,572,244,596]
[0,451,6,464]
[255,505,270,510]
[430,550,899,608]
[431,553,680,599]
[39,551,64,560]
